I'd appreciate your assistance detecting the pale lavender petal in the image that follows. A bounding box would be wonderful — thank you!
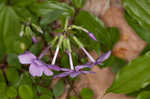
[70,72,80,78]
[96,51,111,64]
[60,68,72,72]
[18,52,36,64]
[47,65,61,71]
[53,72,71,78]
[33,59,46,67]
[29,63,43,77]
[88,32,97,41]
[75,63,94,71]
[81,71,95,74]
[42,66,53,76]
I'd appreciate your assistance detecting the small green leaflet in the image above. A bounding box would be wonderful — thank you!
[19,84,34,99]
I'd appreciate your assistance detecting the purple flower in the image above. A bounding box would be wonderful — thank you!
[95,51,111,65]
[32,36,38,44]
[54,52,95,78]
[54,63,95,78]
[18,52,60,77]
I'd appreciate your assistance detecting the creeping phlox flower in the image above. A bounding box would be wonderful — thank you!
[18,25,111,78]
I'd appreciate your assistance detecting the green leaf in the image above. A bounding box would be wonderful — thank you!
[37,86,52,97]
[19,84,34,99]
[137,91,150,99]
[80,88,94,99]
[123,0,150,32]
[69,96,79,99]
[106,54,150,94]
[0,82,6,94]
[38,95,52,99]
[7,53,21,69]
[53,80,65,98]
[6,68,19,85]
[6,86,17,98]
[75,11,119,52]
[37,1,75,16]
[40,10,63,25]
[125,12,150,43]
[72,0,86,8]
[0,69,5,82]
[0,5,31,57]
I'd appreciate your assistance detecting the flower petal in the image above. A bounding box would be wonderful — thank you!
[81,71,95,74]
[70,71,80,78]
[18,52,36,64]
[96,51,111,64]
[88,32,97,41]
[29,63,43,77]
[47,65,61,71]
[75,63,94,71]
[53,72,71,78]
[43,66,53,76]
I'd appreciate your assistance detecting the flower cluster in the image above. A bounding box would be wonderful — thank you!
[18,25,111,78]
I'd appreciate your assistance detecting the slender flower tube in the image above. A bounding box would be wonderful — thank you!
[68,52,74,70]
[73,36,95,62]
[73,36,111,65]
[51,35,64,65]
[71,25,97,41]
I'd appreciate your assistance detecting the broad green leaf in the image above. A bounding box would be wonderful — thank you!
[69,96,79,99]
[19,84,34,99]
[0,82,6,94]
[123,0,150,32]
[36,1,75,16]
[40,10,63,25]
[6,86,17,98]
[125,12,150,43]
[137,91,150,99]
[6,68,19,85]
[72,0,86,8]
[0,82,8,99]
[53,80,65,98]
[75,11,119,52]
[80,88,94,99]
[0,5,31,58]
[38,95,52,99]
[106,53,150,94]
[7,53,21,69]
